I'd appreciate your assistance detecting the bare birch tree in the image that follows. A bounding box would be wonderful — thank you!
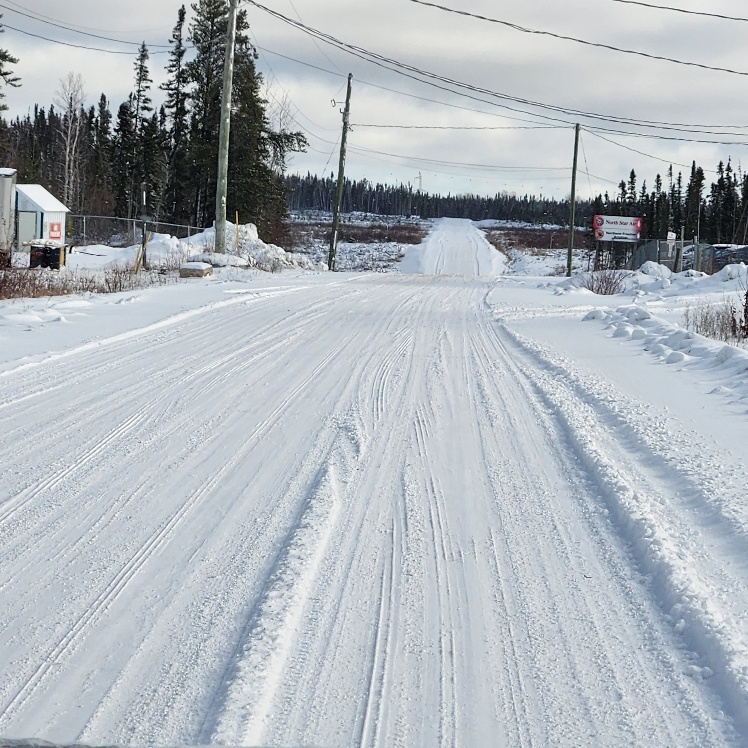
[55,72,86,209]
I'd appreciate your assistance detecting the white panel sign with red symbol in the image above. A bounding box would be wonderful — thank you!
[592,215,642,242]
[49,222,62,240]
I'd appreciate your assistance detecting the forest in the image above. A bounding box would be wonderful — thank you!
[0,0,306,244]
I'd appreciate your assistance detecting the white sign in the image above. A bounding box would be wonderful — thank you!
[593,215,642,243]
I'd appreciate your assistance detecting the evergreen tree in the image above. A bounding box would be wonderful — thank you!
[112,98,137,218]
[186,0,229,226]
[185,0,305,236]
[0,17,19,112]
[132,42,153,132]
[227,33,306,241]
[161,5,191,222]
[88,94,115,215]
[684,161,706,239]
[626,169,637,211]
[140,108,169,219]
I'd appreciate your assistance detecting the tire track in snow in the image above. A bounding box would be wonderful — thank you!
[487,318,747,742]
[205,428,355,747]
[73,280,426,746]
[359,515,398,748]
[0,281,352,384]
[413,406,457,748]
[456,297,732,745]
[0,406,151,528]
[0,287,364,569]
[244,280,459,748]
[0,308,352,729]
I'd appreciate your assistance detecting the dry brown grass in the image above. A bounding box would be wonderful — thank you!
[287,218,427,251]
[489,226,589,253]
[0,265,177,300]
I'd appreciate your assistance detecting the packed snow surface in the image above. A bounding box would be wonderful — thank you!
[1,219,748,747]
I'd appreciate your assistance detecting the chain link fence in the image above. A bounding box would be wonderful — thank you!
[68,215,207,249]
[632,239,748,273]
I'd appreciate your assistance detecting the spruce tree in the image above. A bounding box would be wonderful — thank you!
[112,98,137,218]
[185,0,305,237]
[0,16,19,112]
[89,94,115,215]
[186,0,229,226]
[161,5,191,222]
[132,43,153,132]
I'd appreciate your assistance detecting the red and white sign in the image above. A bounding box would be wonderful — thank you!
[593,215,642,243]
[49,222,62,240]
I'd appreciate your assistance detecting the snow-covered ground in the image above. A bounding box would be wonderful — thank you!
[1,218,748,746]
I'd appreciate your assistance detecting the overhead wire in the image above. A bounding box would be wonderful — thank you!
[286,0,346,75]
[610,0,748,22]
[407,0,748,78]
[2,23,169,54]
[0,0,165,34]
[0,2,171,48]
[249,11,745,195]
[351,123,560,130]
[249,29,337,135]
[582,127,716,171]
[579,131,595,198]
[246,2,748,138]
[255,44,560,129]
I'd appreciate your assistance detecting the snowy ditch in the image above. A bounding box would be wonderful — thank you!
[493,308,748,737]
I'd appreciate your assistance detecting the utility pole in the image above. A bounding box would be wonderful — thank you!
[215,0,240,254]
[567,123,580,277]
[328,73,353,271]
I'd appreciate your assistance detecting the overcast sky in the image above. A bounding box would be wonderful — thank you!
[3,0,748,204]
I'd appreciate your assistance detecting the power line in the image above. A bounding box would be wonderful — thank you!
[255,42,748,139]
[351,123,560,130]
[584,122,748,147]
[247,2,748,138]
[347,141,571,171]
[249,29,337,136]
[579,170,622,188]
[611,0,748,22]
[255,44,557,129]
[582,127,715,171]
[408,0,748,78]
[2,23,169,54]
[0,2,171,48]
[286,0,346,75]
[0,0,166,34]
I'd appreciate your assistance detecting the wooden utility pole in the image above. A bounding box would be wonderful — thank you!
[328,74,353,271]
[567,123,580,277]
[215,0,240,254]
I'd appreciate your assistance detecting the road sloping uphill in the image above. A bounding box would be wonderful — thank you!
[0,219,745,746]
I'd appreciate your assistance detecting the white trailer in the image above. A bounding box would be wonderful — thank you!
[0,167,17,255]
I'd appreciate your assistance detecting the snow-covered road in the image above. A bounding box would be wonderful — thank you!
[1,220,747,746]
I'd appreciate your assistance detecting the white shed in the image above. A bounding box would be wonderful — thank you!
[16,184,69,248]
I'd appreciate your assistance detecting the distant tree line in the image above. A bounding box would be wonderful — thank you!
[285,173,596,227]
[288,161,748,246]
[0,1,306,243]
